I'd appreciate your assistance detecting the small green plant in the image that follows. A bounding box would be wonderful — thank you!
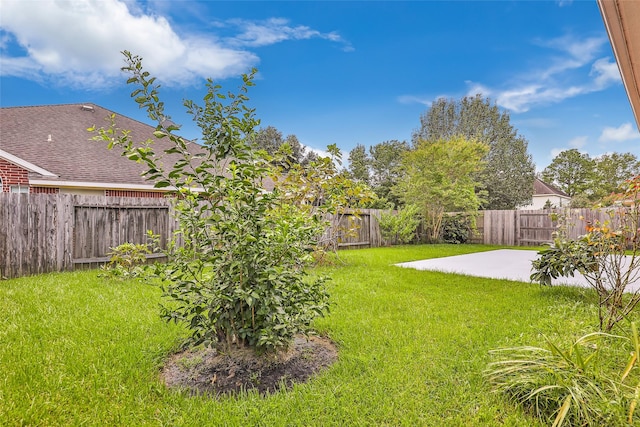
[99,242,151,279]
[379,204,420,245]
[93,51,330,354]
[486,323,640,426]
[441,213,472,244]
[531,176,640,332]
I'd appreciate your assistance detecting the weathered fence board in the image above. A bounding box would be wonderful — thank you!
[475,208,612,246]
[0,194,391,278]
[0,194,176,278]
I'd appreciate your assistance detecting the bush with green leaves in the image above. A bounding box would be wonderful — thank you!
[378,205,420,245]
[531,176,640,332]
[269,143,376,254]
[99,242,151,279]
[486,324,640,426]
[91,51,329,353]
[441,213,472,244]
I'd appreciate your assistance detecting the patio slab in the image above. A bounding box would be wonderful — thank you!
[395,249,640,293]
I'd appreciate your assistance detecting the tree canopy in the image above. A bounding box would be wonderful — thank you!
[541,149,640,205]
[251,125,314,167]
[347,143,370,184]
[413,95,535,210]
[395,136,488,241]
[347,139,409,208]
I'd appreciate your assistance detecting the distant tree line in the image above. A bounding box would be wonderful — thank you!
[541,149,640,207]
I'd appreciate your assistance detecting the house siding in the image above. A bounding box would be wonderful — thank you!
[0,158,29,192]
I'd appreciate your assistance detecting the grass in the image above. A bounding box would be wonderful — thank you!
[1,244,636,426]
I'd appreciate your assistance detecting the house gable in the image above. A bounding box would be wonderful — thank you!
[0,158,29,192]
[0,104,198,197]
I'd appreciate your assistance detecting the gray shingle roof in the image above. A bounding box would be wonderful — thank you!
[0,103,274,190]
[533,177,569,197]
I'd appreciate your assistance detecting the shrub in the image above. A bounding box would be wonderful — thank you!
[531,176,640,332]
[99,242,151,279]
[92,51,329,353]
[379,205,420,245]
[441,213,471,244]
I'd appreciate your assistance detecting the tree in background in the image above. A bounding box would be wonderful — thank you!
[251,125,313,167]
[347,143,370,184]
[395,136,488,241]
[413,95,535,210]
[369,140,409,208]
[271,144,376,253]
[541,150,640,205]
[592,152,640,201]
[541,149,594,198]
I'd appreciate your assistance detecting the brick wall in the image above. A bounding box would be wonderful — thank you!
[0,158,29,192]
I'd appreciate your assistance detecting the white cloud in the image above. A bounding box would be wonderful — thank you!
[228,18,352,51]
[590,57,621,87]
[599,123,640,142]
[467,35,617,113]
[465,81,492,98]
[0,0,350,88]
[556,0,573,7]
[399,34,617,112]
[397,95,433,106]
[568,136,588,149]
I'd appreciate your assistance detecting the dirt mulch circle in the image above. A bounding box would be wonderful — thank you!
[161,335,338,396]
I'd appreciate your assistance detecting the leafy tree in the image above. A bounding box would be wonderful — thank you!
[413,95,535,210]
[252,125,285,155]
[592,152,640,200]
[92,51,329,353]
[395,136,488,242]
[369,140,409,208]
[347,143,370,184]
[379,205,421,245]
[271,144,376,253]
[251,125,310,167]
[541,149,595,197]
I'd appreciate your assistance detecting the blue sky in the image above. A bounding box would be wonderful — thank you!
[1,0,639,171]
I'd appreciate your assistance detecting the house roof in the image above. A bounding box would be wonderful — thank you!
[0,103,274,191]
[598,0,640,129]
[533,177,570,198]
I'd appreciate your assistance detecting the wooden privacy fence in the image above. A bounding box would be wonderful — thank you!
[326,208,389,249]
[0,194,389,279]
[476,209,610,246]
[0,194,176,279]
[2,192,609,279]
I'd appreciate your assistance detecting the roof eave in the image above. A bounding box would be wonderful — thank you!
[0,149,58,177]
[598,0,640,130]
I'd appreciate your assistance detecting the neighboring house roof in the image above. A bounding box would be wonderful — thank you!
[0,103,274,191]
[533,178,570,198]
[598,0,640,129]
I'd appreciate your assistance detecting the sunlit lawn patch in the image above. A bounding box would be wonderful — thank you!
[2,244,630,426]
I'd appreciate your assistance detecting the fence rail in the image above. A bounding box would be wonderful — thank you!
[0,194,177,279]
[1,192,609,279]
[0,194,391,279]
[476,208,609,246]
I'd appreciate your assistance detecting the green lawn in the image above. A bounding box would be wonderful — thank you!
[1,244,633,426]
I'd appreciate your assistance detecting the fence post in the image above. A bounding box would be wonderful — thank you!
[515,210,521,246]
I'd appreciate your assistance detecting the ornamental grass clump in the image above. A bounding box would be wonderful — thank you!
[91,51,329,354]
[486,325,640,426]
